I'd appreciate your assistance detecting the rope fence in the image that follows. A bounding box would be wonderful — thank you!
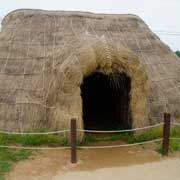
[0,113,179,163]
[0,145,69,150]
[0,129,70,135]
[0,121,179,135]
[170,137,180,140]
[0,123,165,135]
[78,139,163,149]
[172,122,180,126]
[0,138,179,150]
[77,123,164,133]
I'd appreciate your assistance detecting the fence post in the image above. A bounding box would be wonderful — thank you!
[70,118,77,163]
[162,113,171,155]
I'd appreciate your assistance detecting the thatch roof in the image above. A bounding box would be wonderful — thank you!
[0,9,180,132]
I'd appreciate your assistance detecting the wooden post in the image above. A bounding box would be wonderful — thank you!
[162,113,171,155]
[70,118,77,163]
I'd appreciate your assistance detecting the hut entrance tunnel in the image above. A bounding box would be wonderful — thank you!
[81,72,132,131]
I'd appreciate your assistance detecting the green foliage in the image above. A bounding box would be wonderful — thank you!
[176,50,180,57]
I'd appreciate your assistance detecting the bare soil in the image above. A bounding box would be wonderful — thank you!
[7,142,180,180]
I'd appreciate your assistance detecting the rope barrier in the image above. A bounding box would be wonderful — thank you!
[0,139,163,150]
[0,145,70,150]
[0,129,70,135]
[172,122,180,126]
[77,123,164,133]
[0,137,179,150]
[0,123,165,135]
[170,137,180,140]
[78,138,163,149]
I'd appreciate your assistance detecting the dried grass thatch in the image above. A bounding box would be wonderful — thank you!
[0,9,180,135]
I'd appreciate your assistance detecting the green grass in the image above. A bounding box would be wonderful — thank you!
[0,134,69,147]
[0,133,69,179]
[169,127,180,152]
[80,127,180,153]
[0,127,179,149]
[80,127,162,144]
[0,148,32,180]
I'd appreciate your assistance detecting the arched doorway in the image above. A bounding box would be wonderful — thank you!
[81,72,132,131]
[48,39,148,135]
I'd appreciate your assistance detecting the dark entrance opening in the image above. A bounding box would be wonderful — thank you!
[81,72,132,131]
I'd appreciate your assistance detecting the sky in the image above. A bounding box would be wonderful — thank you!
[0,0,180,50]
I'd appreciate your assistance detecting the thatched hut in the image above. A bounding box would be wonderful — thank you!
[0,9,180,134]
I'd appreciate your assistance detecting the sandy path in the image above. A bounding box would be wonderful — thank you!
[55,158,180,180]
[7,142,180,180]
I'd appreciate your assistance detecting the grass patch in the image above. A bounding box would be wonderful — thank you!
[0,148,32,180]
[0,133,68,179]
[0,134,68,147]
[80,127,163,144]
[169,127,180,152]
[80,127,180,152]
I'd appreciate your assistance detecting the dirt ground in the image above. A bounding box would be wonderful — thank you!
[7,142,180,180]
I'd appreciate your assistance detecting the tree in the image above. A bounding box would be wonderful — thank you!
[176,51,180,58]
